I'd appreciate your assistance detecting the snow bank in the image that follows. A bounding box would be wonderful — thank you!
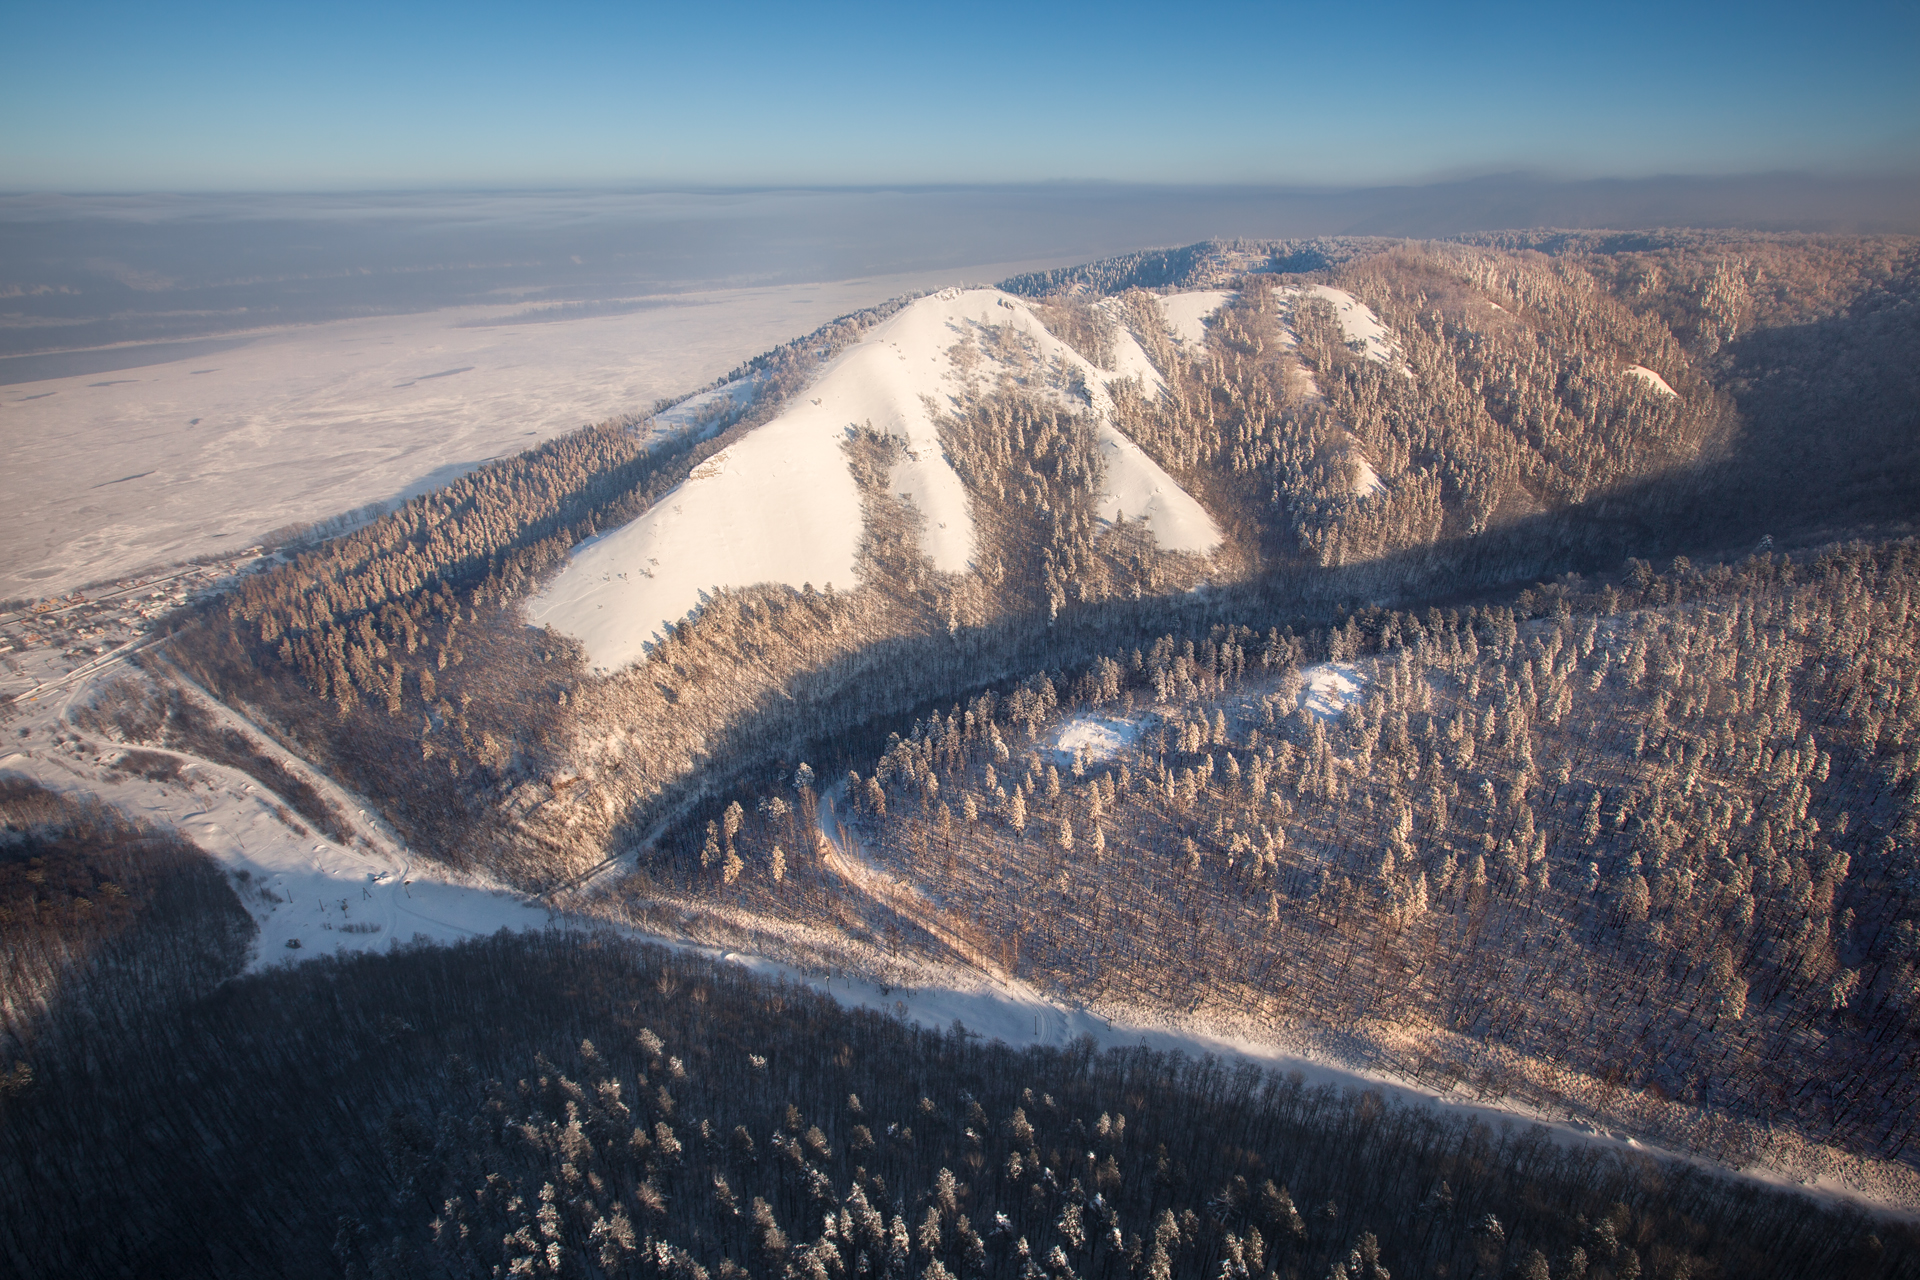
[1299,662,1366,718]
[1626,364,1678,397]
[534,289,1221,672]
[1157,290,1235,347]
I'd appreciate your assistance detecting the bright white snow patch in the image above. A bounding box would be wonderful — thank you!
[1347,451,1387,498]
[529,291,997,670]
[533,289,1221,672]
[1304,286,1403,368]
[1047,714,1144,765]
[1157,291,1235,347]
[1098,301,1167,394]
[1093,426,1219,552]
[2,687,550,969]
[1299,662,1366,719]
[1626,365,1678,397]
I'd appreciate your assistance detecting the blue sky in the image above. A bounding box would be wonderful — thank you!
[4,0,1916,190]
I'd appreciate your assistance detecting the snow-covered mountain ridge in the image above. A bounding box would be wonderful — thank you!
[529,288,1222,672]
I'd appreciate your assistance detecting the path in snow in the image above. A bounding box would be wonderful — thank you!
[1,658,551,968]
[794,778,1917,1221]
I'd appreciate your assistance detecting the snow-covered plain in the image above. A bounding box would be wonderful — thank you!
[531,289,1221,672]
[0,268,1031,602]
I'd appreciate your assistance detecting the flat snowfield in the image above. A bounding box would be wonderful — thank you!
[531,289,1221,673]
[0,271,1012,602]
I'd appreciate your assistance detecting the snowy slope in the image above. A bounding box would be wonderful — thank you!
[1092,424,1219,550]
[2,672,550,969]
[1347,451,1388,498]
[1098,299,1167,393]
[531,289,1220,673]
[1302,285,1403,367]
[1157,290,1235,347]
[1626,364,1679,397]
[0,275,979,603]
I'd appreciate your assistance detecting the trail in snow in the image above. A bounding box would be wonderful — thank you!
[792,782,1916,1222]
[2,660,551,969]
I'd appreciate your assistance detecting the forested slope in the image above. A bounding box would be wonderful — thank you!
[770,542,1920,1173]
[149,232,1917,906]
[7,230,1920,1275]
[1,929,1908,1280]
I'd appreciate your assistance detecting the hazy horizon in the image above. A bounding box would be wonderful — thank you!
[5,172,1916,380]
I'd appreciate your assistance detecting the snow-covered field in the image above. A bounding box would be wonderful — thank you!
[531,288,1221,672]
[0,268,1026,602]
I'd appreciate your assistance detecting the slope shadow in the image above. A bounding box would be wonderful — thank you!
[606,328,1920,866]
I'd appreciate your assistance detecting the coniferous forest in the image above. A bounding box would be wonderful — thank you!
[5,229,1920,1277]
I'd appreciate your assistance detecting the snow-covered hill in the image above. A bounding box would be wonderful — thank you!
[530,289,1220,672]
